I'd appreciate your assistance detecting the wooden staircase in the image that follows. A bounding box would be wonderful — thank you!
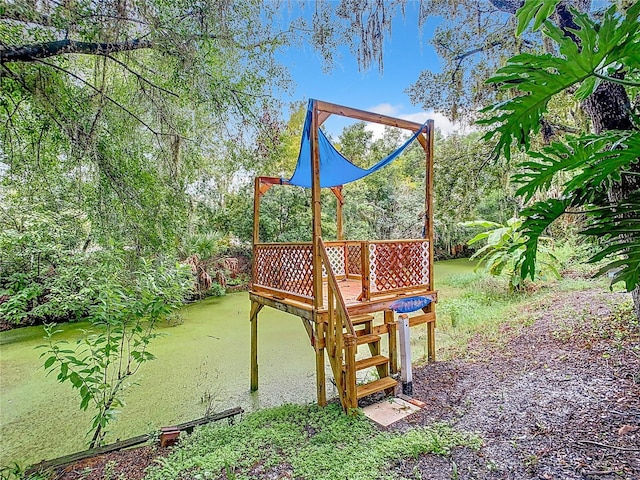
[320,241,398,411]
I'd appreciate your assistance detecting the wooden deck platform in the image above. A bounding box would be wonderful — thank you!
[249,99,437,411]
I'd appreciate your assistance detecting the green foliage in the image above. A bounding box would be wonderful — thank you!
[38,257,191,448]
[145,403,482,480]
[0,205,194,325]
[462,218,559,291]
[0,1,290,256]
[515,0,562,36]
[480,2,640,159]
[480,0,640,293]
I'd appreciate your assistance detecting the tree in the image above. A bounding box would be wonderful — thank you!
[39,254,191,447]
[0,1,289,251]
[478,1,640,318]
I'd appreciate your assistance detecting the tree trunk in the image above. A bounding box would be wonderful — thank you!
[579,58,640,323]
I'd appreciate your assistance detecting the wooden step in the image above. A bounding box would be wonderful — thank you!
[356,377,398,399]
[356,334,380,346]
[351,314,375,326]
[353,355,389,371]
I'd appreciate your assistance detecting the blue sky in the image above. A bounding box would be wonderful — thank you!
[274,2,458,137]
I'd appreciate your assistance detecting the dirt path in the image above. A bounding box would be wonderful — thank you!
[392,289,640,479]
[43,288,639,480]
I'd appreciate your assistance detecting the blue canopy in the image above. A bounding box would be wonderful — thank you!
[287,100,426,188]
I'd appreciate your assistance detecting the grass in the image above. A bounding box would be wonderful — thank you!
[144,403,482,480]
[432,267,622,360]
[434,272,536,358]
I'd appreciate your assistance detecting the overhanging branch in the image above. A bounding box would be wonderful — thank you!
[0,38,152,63]
[488,0,525,15]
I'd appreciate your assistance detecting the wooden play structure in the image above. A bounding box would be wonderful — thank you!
[249,99,437,410]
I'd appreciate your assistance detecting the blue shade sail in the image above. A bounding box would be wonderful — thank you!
[287,100,427,188]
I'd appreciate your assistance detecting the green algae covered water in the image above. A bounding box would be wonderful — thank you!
[0,259,476,467]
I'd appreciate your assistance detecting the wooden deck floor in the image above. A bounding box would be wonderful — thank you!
[330,279,364,306]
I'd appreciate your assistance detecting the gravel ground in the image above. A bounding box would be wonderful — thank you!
[389,289,640,480]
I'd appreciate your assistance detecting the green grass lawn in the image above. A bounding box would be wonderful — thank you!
[144,403,481,480]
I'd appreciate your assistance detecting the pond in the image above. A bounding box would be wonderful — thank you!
[0,259,476,467]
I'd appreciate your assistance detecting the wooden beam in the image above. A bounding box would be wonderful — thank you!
[25,407,245,476]
[315,319,327,406]
[172,407,244,433]
[425,120,435,294]
[416,134,428,151]
[250,284,314,306]
[344,334,358,411]
[248,292,313,320]
[317,111,331,126]
[330,186,344,204]
[408,311,436,327]
[315,100,426,132]
[427,312,436,362]
[384,310,398,374]
[424,120,436,363]
[300,317,314,344]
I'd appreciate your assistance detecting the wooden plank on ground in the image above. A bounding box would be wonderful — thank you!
[26,407,244,475]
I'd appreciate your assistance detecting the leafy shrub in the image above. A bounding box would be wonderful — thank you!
[38,256,192,447]
[461,218,560,291]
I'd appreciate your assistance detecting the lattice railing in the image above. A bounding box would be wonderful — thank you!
[322,243,346,277]
[253,239,429,303]
[252,243,314,299]
[346,242,362,277]
[367,240,429,296]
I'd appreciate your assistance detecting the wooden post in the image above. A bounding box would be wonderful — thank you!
[425,120,435,290]
[331,186,344,241]
[311,102,323,308]
[310,101,326,407]
[427,316,436,362]
[250,301,263,391]
[384,310,398,374]
[253,177,261,245]
[344,334,358,411]
[361,241,371,301]
[315,319,327,406]
[425,120,436,363]
[398,314,412,395]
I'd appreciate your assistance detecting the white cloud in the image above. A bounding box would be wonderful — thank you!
[368,102,403,116]
[364,103,474,140]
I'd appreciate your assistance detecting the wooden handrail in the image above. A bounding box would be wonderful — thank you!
[319,238,358,410]
[319,238,355,337]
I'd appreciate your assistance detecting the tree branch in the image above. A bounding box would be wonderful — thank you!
[452,40,504,82]
[1,38,152,63]
[0,5,53,27]
[35,59,160,136]
[102,54,179,98]
[488,0,525,15]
